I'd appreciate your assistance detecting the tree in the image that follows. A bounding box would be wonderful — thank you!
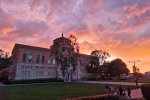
[107,58,129,79]
[0,70,9,80]
[86,50,110,80]
[0,49,12,70]
[50,34,79,82]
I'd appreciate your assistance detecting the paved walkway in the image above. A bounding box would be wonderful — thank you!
[76,81,146,86]
[117,88,144,99]
[129,88,143,99]
[65,89,144,100]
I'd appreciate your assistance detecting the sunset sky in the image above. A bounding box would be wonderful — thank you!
[0,0,150,73]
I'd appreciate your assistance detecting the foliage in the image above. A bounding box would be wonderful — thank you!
[0,49,12,70]
[91,50,110,65]
[141,84,150,100]
[107,58,129,77]
[2,78,63,84]
[50,35,79,82]
[0,70,9,80]
[86,56,129,79]
[86,50,110,80]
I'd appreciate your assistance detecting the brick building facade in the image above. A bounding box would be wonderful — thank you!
[10,35,91,80]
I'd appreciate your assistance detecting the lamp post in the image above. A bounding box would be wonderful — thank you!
[129,60,140,88]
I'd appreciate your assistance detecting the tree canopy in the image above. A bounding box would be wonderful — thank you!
[106,58,130,77]
[50,35,79,82]
[0,49,12,70]
[86,50,110,80]
[86,50,130,79]
[91,50,110,65]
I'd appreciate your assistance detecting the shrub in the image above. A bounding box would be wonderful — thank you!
[141,84,150,100]
[2,78,64,85]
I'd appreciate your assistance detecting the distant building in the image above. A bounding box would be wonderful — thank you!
[145,71,150,79]
[122,73,145,80]
[9,35,91,80]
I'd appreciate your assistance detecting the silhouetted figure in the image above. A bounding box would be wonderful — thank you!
[108,84,115,94]
[108,84,111,94]
[119,86,123,95]
[105,83,109,93]
[127,87,131,98]
[123,90,126,97]
[110,84,115,94]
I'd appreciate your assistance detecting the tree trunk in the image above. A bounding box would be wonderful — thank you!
[96,73,99,80]
[68,74,71,82]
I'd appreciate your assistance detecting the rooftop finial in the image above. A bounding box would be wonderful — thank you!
[62,33,63,37]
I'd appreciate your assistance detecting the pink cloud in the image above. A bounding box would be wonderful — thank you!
[0,0,150,73]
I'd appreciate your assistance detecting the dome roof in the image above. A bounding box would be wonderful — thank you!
[53,33,71,42]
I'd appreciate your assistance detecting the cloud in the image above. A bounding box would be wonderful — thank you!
[0,0,150,72]
[12,20,49,37]
[0,8,15,31]
[116,2,150,33]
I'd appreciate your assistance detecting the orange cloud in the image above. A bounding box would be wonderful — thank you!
[0,0,150,73]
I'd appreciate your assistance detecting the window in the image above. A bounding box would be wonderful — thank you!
[48,56,53,64]
[42,55,45,64]
[28,53,33,63]
[62,47,65,52]
[52,58,56,64]
[65,41,68,44]
[22,53,27,63]
[80,60,82,65]
[36,55,40,64]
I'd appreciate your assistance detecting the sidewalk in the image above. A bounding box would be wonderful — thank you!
[76,81,146,86]
[129,88,143,99]
[65,89,144,100]
[76,81,145,99]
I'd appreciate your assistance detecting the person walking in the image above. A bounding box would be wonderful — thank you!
[111,85,115,94]
[123,90,126,97]
[105,83,109,93]
[118,86,126,100]
[118,86,123,96]
[108,84,112,94]
[127,87,131,98]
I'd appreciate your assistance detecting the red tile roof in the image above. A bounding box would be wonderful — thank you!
[13,44,50,52]
[12,44,91,59]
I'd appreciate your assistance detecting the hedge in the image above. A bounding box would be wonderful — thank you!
[141,84,150,100]
[2,78,64,85]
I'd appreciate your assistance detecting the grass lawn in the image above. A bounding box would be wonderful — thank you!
[0,82,136,100]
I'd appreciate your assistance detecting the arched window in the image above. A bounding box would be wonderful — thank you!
[22,53,27,63]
